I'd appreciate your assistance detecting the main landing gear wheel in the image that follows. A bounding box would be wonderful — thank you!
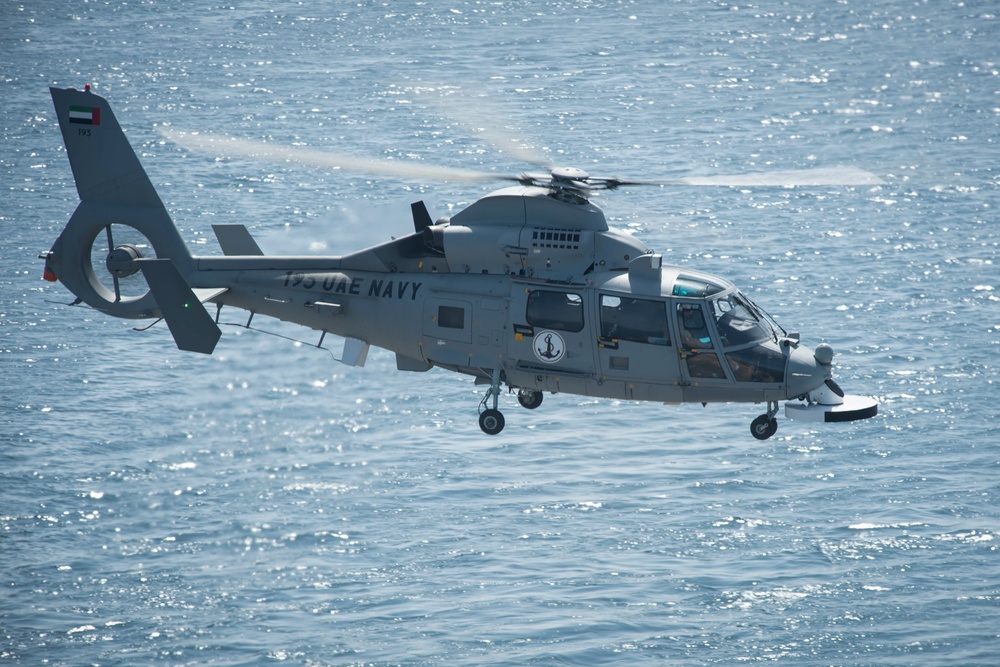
[478,368,506,435]
[517,389,543,410]
[750,414,778,440]
[479,409,505,435]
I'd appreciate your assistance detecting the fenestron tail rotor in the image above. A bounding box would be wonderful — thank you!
[91,223,150,303]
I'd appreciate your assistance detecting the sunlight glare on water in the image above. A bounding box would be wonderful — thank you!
[3,1,999,665]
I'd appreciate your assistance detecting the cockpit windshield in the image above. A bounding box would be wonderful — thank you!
[709,291,781,348]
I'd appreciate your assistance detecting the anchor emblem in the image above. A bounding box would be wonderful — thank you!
[532,330,566,363]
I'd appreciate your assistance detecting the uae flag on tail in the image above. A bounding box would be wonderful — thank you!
[69,105,100,125]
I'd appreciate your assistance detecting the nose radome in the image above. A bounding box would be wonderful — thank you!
[814,343,834,366]
[786,344,830,398]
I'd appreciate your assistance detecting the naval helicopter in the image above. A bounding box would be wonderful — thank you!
[40,85,879,439]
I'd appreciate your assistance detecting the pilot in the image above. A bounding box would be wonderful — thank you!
[680,306,712,348]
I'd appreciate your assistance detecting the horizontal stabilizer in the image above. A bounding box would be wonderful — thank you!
[139,259,222,354]
[193,287,228,303]
[212,224,264,256]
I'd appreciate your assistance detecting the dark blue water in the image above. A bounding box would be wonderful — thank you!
[3,1,999,664]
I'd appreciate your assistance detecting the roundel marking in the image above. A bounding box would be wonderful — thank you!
[532,330,566,363]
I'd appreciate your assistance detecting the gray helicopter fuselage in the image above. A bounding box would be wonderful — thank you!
[219,266,818,406]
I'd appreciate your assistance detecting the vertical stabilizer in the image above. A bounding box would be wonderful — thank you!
[50,87,164,208]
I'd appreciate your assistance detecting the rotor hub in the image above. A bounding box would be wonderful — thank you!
[550,166,589,182]
[106,243,142,278]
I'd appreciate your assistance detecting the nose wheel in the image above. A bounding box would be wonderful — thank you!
[750,402,779,440]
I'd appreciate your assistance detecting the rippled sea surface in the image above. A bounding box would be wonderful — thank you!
[3,1,999,665]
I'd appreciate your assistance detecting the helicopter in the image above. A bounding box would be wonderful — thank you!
[40,85,879,439]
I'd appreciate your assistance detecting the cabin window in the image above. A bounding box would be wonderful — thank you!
[438,305,465,329]
[600,295,670,346]
[526,290,584,332]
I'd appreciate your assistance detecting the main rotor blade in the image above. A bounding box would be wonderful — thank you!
[657,166,885,187]
[160,128,883,188]
[468,124,552,171]
[423,91,553,169]
[158,128,514,184]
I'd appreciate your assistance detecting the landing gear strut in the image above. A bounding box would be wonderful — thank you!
[478,368,505,435]
[751,402,779,440]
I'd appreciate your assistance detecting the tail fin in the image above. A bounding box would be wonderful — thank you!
[45,86,193,320]
[50,87,164,208]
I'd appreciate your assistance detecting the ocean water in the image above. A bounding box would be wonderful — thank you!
[2,1,999,665]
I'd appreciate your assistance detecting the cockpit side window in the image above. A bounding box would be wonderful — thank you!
[710,292,774,348]
[677,303,714,349]
[527,290,585,332]
[600,295,671,346]
[676,302,729,379]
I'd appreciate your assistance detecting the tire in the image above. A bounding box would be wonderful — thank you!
[750,414,778,440]
[479,409,505,435]
[517,389,543,410]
